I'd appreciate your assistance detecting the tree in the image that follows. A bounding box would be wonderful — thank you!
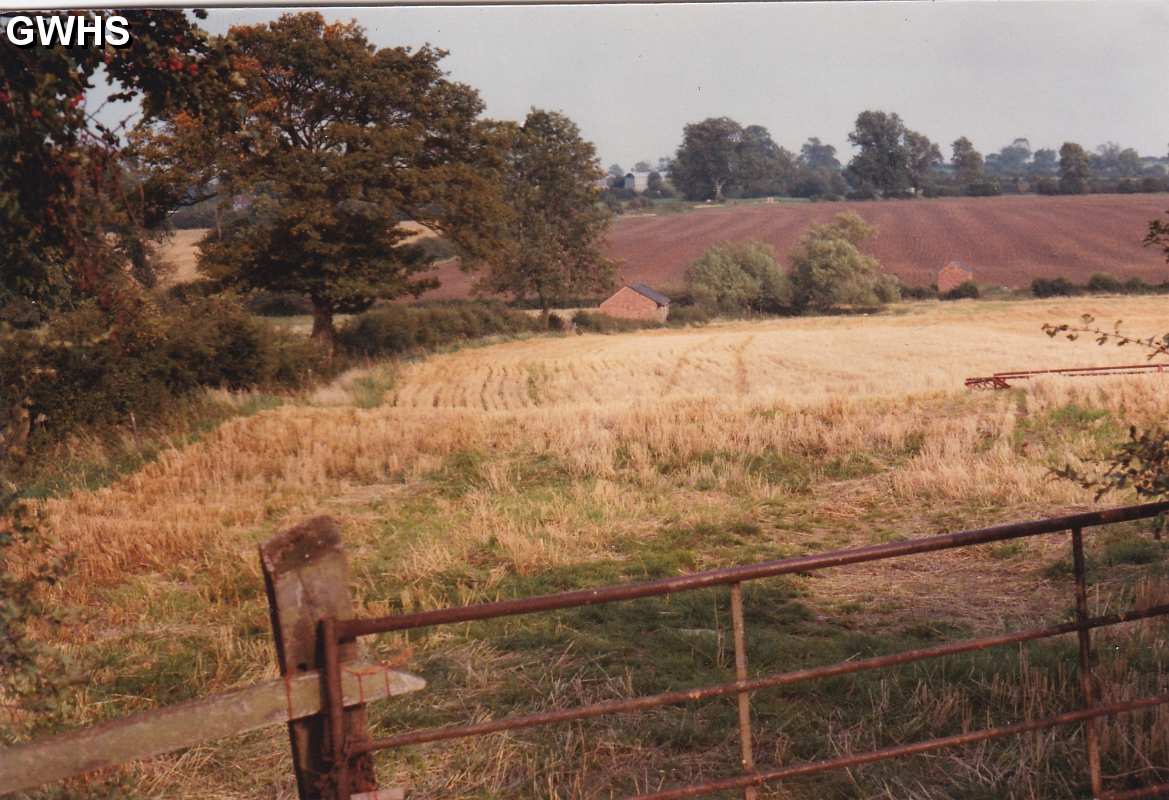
[799,137,841,171]
[608,164,626,178]
[1,10,234,315]
[477,109,615,317]
[671,117,745,201]
[905,130,943,195]
[846,111,911,197]
[1031,148,1058,176]
[789,212,899,311]
[685,240,791,314]
[632,160,653,173]
[951,137,984,185]
[987,138,1031,176]
[734,125,794,197]
[1059,142,1092,194]
[151,13,509,354]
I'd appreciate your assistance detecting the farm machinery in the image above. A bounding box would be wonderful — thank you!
[965,362,1169,390]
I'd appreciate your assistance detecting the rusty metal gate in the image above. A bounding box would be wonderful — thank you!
[321,501,1169,800]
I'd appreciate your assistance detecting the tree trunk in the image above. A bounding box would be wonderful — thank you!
[713,179,725,203]
[310,299,336,360]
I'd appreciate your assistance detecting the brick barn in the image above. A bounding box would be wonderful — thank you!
[598,283,670,322]
[937,261,974,294]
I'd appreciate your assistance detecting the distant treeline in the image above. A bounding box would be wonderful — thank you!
[607,113,1169,204]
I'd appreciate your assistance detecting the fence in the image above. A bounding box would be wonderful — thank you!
[966,362,1169,389]
[5,503,1169,799]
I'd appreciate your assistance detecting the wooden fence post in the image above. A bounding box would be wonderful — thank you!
[260,516,378,800]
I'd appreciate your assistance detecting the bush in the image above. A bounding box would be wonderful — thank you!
[666,304,710,326]
[941,280,980,300]
[1,295,324,465]
[1036,178,1061,196]
[789,212,896,312]
[901,284,939,301]
[338,301,540,357]
[1031,277,1079,298]
[245,290,314,317]
[686,240,792,314]
[1086,273,1123,293]
[572,311,660,334]
[965,178,1002,197]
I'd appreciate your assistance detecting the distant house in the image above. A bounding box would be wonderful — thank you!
[622,171,653,193]
[598,283,670,322]
[937,261,974,294]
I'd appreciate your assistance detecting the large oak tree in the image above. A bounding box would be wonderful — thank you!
[144,13,509,353]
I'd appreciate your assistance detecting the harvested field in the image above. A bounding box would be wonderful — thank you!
[22,297,1169,799]
[420,194,1169,298]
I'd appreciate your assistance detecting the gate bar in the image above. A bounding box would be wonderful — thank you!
[353,601,1169,754]
[629,693,1169,800]
[337,502,1169,640]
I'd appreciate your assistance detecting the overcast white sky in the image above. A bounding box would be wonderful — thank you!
[108,2,1169,167]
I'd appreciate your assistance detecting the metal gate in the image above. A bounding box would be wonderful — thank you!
[322,501,1169,800]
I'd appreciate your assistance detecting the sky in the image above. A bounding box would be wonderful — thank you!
[101,1,1169,168]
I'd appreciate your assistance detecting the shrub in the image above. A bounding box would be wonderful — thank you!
[1,295,324,466]
[686,240,792,314]
[789,212,897,312]
[0,298,44,329]
[338,301,540,357]
[572,311,660,334]
[1086,273,1123,293]
[245,290,314,316]
[965,178,1002,197]
[666,304,711,326]
[1031,277,1078,298]
[901,284,939,301]
[1036,178,1061,196]
[941,280,980,300]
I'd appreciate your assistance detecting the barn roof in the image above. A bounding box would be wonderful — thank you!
[630,283,670,306]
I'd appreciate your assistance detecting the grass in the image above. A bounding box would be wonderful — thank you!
[14,295,1169,799]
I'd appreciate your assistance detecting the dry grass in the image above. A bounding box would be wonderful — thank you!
[23,296,1169,799]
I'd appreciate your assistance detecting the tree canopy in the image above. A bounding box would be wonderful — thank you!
[789,212,898,311]
[142,13,510,352]
[845,111,912,197]
[476,109,615,315]
[1,10,234,315]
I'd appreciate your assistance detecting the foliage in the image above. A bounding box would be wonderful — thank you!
[338,302,541,357]
[0,487,70,722]
[799,137,841,171]
[665,304,711,326]
[0,297,324,470]
[846,110,912,197]
[572,311,661,334]
[1059,142,1092,194]
[1,10,235,314]
[140,13,509,353]
[671,118,795,201]
[1031,277,1079,298]
[941,280,980,300]
[905,130,943,195]
[789,212,898,311]
[951,137,984,186]
[476,109,615,315]
[685,241,792,314]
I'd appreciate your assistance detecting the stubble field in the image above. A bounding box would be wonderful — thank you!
[20,296,1169,799]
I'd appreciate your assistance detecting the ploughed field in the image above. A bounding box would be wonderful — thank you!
[422,194,1169,298]
[27,297,1169,799]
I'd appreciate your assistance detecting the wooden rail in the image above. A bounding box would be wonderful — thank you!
[0,516,423,799]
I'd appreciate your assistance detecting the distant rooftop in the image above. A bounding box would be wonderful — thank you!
[630,283,670,306]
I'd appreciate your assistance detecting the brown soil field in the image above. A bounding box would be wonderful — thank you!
[422,194,1169,298]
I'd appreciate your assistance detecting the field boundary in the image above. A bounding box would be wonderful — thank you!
[7,504,1169,799]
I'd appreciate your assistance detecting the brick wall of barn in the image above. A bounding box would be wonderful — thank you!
[598,287,668,322]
